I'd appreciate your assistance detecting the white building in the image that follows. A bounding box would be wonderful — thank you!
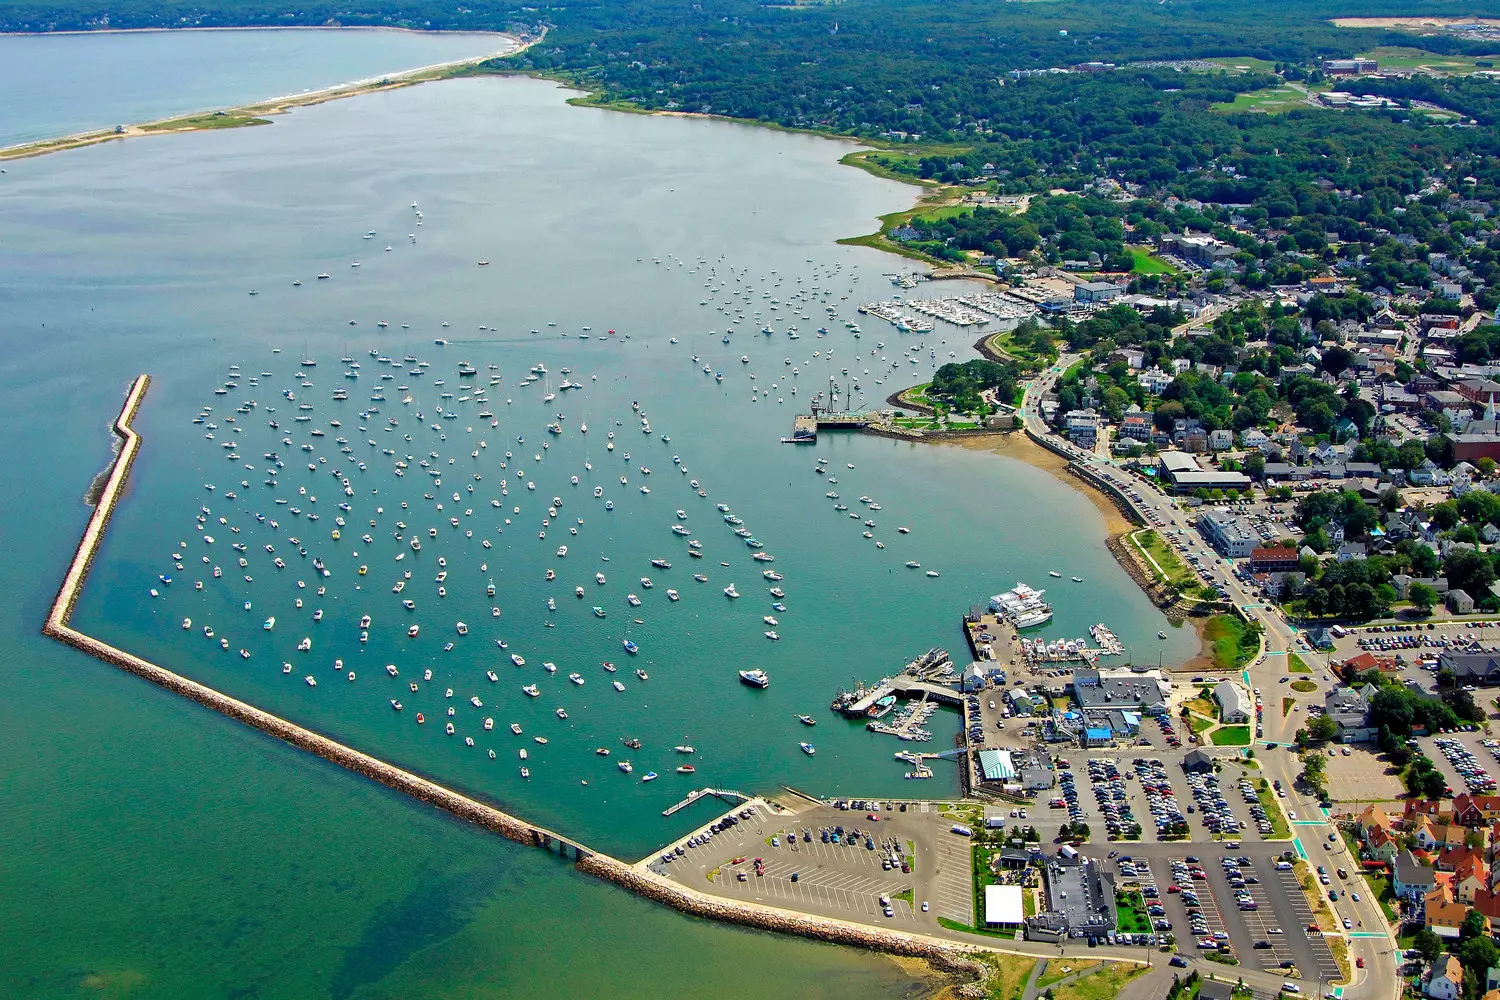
[1214,680,1254,725]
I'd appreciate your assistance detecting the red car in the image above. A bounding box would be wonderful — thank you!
[1167,885,1182,893]
[1356,958,1365,969]
[867,813,881,821]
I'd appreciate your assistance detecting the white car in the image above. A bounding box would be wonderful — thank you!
[1289,810,1298,820]
[921,901,930,912]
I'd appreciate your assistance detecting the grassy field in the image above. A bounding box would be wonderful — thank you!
[140,112,271,132]
[1038,960,1099,991]
[1204,614,1259,671]
[1207,56,1280,74]
[986,329,1057,368]
[1051,962,1148,1000]
[1291,680,1318,693]
[1360,46,1497,75]
[1132,529,1198,591]
[1190,714,1216,734]
[1288,653,1312,674]
[1211,726,1252,746]
[970,952,1041,1000]
[1126,245,1179,275]
[1282,696,1295,717]
[1115,891,1151,934]
[1211,84,1313,114]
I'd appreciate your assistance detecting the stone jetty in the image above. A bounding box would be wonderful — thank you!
[41,376,991,975]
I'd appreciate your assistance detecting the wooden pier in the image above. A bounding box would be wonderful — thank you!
[661,787,750,817]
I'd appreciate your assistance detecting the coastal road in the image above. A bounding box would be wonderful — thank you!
[1015,362,1400,1000]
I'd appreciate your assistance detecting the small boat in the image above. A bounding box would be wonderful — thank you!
[471,696,484,708]
[456,621,468,635]
[738,669,769,688]
[1158,630,1168,639]
[635,668,649,681]
[905,561,921,569]
[622,640,639,654]
[407,624,420,637]
[305,676,318,687]
[511,723,523,735]
[557,708,569,719]
[595,747,610,756]
[1072,576,1083,583]
[263,617,275,630]
[391,700,403,711]
[926,570,940,578]
[666,589,679,602]
[674,745,695,754]
[1049,571,1061,578]
[797,714,817,726]
[511,653,526,667]
[724,584,740,599]
[641,771,658,782]
[676,765,696,774]
[522,684,540,697]
[593,606,607,618]
[568,673,585,685]
[520,767,530,779]
[799,743,816,755]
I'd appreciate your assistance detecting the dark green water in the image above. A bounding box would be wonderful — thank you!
[0,73,1193,998]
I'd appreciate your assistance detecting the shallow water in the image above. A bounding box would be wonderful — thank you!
[0,74,1194,998]
[0,27,513,146]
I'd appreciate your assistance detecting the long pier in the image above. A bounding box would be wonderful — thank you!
[42,377,987,975]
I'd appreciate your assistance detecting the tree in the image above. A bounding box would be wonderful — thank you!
[1244,451,1265,477]
[1460,909,1489,943]
[1409,582,1438,613]
[1321,345,1351,376]
[1154,400,1185,432]
[1308,714,1338,743]
[1413,928,1442,962]
[1445,548,1496,598]
[1422,769,1448,800]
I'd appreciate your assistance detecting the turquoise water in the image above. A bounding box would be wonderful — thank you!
[0,28,513,146]
[0,74,1195,997]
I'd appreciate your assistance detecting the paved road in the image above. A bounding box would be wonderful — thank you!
[1018,365,1400,1000]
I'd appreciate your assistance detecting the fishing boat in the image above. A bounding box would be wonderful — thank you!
[618,761,633,774]
[522,684,540,697]
[724,584,740,599]
[799,743,816,755]
[593,606,606,618]
[511,653,526,666]
[651,558,671,569]
[568,673,585,685]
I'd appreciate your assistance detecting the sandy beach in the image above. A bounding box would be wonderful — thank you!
[934,431,1134,537]
[0,29,537,161]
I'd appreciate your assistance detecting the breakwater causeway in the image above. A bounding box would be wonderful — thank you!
[43,375,987,975]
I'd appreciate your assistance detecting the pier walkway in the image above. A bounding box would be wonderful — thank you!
[662,787,751,817]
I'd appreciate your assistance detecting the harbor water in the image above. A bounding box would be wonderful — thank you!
[0,70,1195,998]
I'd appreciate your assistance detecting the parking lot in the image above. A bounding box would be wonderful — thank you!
[1059,754,1285,844]
[653,801,971,932]
[1085,842,1339,981]
[1417,731,1500,796]
[1317,744,1405,806]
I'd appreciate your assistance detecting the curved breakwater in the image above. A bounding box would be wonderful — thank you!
[42,376,989,973]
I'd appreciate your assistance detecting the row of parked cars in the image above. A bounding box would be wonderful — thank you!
[1356,623,1494,653]
[658,806,759,863]
[1087,757,1140,839]
[1134,758,1188,836]
[1439,736,1497,792]
[1169,858,1227,954]
[1183,768,1242,836]
[1057,767,1086,826]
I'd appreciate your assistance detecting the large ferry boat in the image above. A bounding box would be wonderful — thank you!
[989,582,1053,629]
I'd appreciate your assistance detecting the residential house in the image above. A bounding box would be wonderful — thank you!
[1208,428,1233,451]
[1453,855,1489,903]
[1454,794,1500,827]
[1447,589,1475,615]
[1240,428,1270,451]
[1426,886,1478,939]
[1413,815,1467,852]
[1393,851,1438,906]
[1366,825,1400,863]
[1436,653,1500,687]
[1119,412,1152,441]
[1323,685,1376,742]
[1402,800,1452,826]
[1426,953,1464,998]
[1065,409,1102,449]
[1251,547,1302,573]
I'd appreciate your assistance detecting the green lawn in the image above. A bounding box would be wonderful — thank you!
[1052,963,1148,1000]
[1360,46,1495,75]
[1291,680,1318,693]
[1211,726,1252,746]
[1257,782,1291,839]
[1282,696,1295,717]
[1288,653,1312,674]
[140,112,271,131]
[1038,960,1100,991]
[913,203,973,224]
[970,952,1041,1000]
[1126,245,1179,275]
[1115,891,1152,934]
[1211,85,1312,114]
[1360,872,1399,922]
[1132,529,1198,592]
[1204,614,1259,671]
[1190,714,1216,734]
[1207,56,1280,74]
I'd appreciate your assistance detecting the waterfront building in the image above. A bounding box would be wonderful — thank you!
[1026,856,1116,941]
[1158,451,1251,492]
[1213,680,1253,724]
[1196,511,1258,559]
[1071,667,1169,713]
[983,885,1024,928]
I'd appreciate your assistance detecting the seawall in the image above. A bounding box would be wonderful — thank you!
[43,376,990,975]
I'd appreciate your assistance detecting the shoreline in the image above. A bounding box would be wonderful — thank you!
[0,29,537,161]
[0,25,510,37]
